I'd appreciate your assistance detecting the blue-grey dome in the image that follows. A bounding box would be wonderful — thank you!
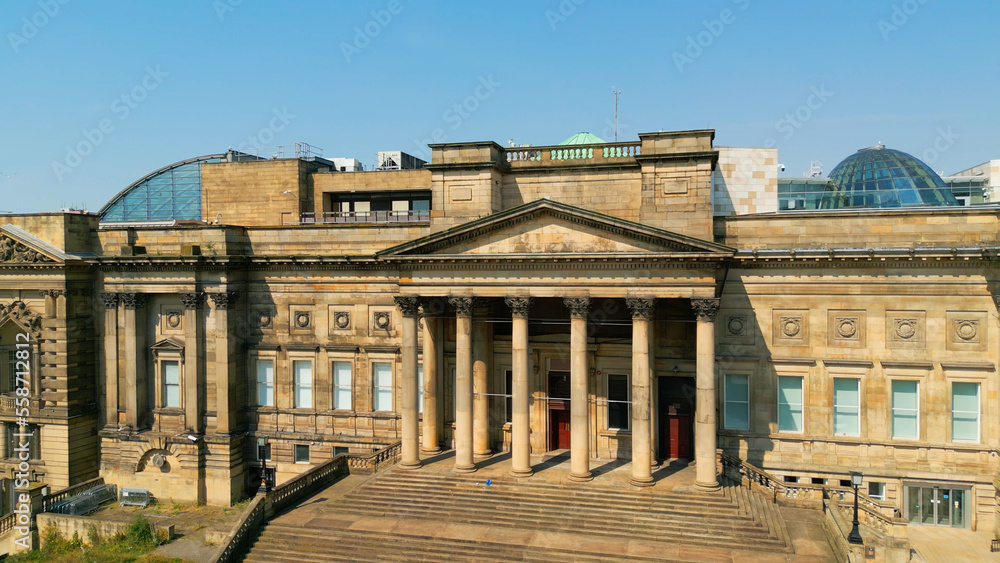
[823,145,958,209]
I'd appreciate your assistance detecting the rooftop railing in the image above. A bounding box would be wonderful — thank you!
[505,141,641,167]
[281,210,431,225]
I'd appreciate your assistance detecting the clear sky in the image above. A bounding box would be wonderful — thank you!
[1,0,998,214]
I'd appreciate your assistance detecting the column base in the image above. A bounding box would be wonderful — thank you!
[473,449,492,459]
[509,467,533,479]
[398,460,422,470]
[694,480,721,492]
[567,471,593,483]
[629,475,655,488]
[420,446,442,455]
[453,463,477,474]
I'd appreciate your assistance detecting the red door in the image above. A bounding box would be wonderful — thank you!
[549,409,571,450]
[665,415,691,459]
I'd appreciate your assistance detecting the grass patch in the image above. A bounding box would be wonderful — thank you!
[7,517,186,563]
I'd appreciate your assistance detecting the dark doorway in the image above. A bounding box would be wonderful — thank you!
[658,376,695,460]
[548,371,571,450]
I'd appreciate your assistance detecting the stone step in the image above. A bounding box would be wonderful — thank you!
[326,504,784,549]
[336,492,770,537]
[252,523,721,563]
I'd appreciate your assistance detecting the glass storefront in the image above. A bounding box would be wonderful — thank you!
[905,485,968,528]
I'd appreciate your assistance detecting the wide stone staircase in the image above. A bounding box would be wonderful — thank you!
[243,467,794,562]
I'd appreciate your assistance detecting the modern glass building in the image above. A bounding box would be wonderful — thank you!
[99,154,228,222]
[778,145,963,211]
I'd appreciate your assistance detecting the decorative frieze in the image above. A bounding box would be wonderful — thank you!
[0,235,53,263]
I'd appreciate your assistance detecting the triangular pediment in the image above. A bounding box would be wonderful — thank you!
[378,199,734,258]
[0,225,71,264]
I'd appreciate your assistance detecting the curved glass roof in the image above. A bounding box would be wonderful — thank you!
[823,145,958,209]
[559,132,605,145]
[99,155,226,222]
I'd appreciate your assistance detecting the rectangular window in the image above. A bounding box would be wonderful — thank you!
[333,361,352,410]
[777,376,804,433]
[333,446,349,456]
[868,482,885,501]
[257,359,274,407]
[293,360,313,408]
[724,374,750,431]
[833,378,860,436]
[372,362,392,411]
[891,380,918,439]
[294,444,310,463]
[504,369,513,424]
[418,363,424,414]
[6,350,15,393]
[3,423,14,458]
[257,442,271,461]
[162,360,180,408]
[607,374,630,430]
[952,382,980,442]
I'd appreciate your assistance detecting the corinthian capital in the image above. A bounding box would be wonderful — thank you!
[691,298,721,322]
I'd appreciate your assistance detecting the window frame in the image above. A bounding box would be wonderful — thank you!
[832,377,861,437]
[150,344,184,411]
[951,381,980,443]
[723,373,751,431]
[372,360,394,412]
[332,359,353,411]
[890,379,919,440]
[606,373,631,431]
[256,358,275,408]
[291,358,314,409]
[161,359,181,409]
[776,375,804,433]
[293,444,310,464]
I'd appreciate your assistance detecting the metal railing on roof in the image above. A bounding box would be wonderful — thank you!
[281,210,430,225]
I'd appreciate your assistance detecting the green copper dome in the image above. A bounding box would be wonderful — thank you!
[559,132,606,145]
[823,145,959,209]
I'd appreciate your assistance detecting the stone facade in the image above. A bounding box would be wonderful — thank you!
[0,129,997,536]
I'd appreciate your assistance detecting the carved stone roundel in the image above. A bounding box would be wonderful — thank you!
[836,318,857,339]
[334,311,350,330]
[166,312,182,329]
[894,319,916,340]
[780,317,801,338]
[727,316,746,336]
[956,320,978,341]
[295,312,311,329]
[256,311,273,329]
[374,312,391,330]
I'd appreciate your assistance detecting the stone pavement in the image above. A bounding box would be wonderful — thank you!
[907,525,1000,562]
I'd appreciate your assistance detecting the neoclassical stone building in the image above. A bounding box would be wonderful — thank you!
[1,130,997,532]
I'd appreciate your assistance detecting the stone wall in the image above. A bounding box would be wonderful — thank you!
[713,147,779,216]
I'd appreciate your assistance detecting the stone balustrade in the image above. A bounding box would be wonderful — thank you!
[505,142,641,168]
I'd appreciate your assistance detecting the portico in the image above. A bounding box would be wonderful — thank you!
[383,199,733,487]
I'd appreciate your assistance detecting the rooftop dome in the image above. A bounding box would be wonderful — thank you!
[559,132,605,145]
[822,144,958,209]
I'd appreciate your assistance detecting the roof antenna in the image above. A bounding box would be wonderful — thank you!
[612,87,621,142]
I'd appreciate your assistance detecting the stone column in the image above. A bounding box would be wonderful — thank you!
[627,298,655,487]
[692,298,721,491]
[100,293,120,428]
[180,293,204,434]
[473,302,492,458]
[210,292,238,435]
[505,297,532,478]
[450,297,476,473]
[420,299,442,454]
[649,317,658,468]
[564,297,592,482]
[120,293,147,429]
[395,296,422,469]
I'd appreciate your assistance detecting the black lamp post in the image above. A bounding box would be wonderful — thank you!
[848,471,864,545]
[257,437,272,494]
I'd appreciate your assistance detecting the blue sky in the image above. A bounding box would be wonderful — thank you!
[1,0,997,213]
